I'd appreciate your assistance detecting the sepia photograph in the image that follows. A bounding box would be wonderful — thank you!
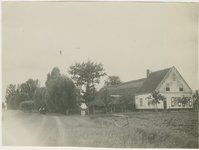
[1,1,198,149]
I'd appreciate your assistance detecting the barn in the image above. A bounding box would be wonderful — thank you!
[89,78,145,114]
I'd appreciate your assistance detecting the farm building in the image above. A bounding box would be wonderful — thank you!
[89,78,145,114]
[135,66,193,110]
[89,66,193,114]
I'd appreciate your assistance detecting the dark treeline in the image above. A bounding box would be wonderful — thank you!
[5,79,39,110]
[5,67,78,115]
[5,60,107,115]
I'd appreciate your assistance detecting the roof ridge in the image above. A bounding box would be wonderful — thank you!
[119,78,146,86]
[150,67,172,74]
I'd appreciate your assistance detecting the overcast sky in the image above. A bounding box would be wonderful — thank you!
[2,2,198,102]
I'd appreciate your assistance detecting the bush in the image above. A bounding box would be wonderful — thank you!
[20,101,35,113]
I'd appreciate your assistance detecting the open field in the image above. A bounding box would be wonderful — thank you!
[2,110,198,148]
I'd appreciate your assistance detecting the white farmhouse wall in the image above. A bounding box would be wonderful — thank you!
[135,94,164,109]
[162,93,193,109]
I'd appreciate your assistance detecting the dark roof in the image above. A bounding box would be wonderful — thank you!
[90,78,145,106]
[108,78,146,96]
[136,67,171,94]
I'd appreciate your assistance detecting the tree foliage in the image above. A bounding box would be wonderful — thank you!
[20,79,40,100]
[104,76,122,86]
[5,84,16,102]
[192,90,199,110]
[15,92,30,109]
[20,101,35,113]
[119,95,131,112]
[5,79,39,110]
[6,92,30,110]
[100,87,112,113]
[146,91,166,111]
[193,90,199,104]
[33,87,47,110]
[45,67,76,114]
[68,60,106,108]
[45,67,61,87]
[177,95,191,110]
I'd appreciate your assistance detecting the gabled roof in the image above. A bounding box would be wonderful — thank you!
[136,67,172,94]
[90,78,145,106]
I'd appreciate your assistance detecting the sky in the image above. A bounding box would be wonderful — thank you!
[1,2,198,102]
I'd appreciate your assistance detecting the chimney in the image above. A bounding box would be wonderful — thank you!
[146,69,150,77]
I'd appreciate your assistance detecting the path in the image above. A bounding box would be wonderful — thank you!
[2,110,69,146]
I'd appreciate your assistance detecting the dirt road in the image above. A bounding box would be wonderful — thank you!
[2,110,69,146]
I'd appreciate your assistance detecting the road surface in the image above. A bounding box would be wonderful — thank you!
[2,110,70,146]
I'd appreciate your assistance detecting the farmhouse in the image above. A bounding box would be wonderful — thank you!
[135,66,193,110]
[89,66,193,114]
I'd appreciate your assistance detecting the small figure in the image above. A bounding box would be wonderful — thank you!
[39,108,42,114]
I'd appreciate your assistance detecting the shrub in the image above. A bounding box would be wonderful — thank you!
[20,101,35,113]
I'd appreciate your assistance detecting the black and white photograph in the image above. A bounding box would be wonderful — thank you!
[1,1,198,149]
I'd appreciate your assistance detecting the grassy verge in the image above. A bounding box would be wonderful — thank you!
[61,111,198,148]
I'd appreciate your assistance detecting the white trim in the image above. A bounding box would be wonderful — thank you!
[174,66,192,92]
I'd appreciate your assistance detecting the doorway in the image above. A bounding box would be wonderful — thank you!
[164,100,167,110]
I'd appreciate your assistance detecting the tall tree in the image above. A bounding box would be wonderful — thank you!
[5,84,16,101]
[45,67,61,87]
[68,60,106,113]
[33,87,47,110]
[45,67,76,114]
[5,84,17,108]
[20,79,40,100]
[26,79,40,100]
[15,92,30,109]
[146,91,166,112]
[104,76,122,86]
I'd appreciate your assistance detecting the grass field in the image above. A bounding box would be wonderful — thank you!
[65,111,199,148]
[2,110,199,148]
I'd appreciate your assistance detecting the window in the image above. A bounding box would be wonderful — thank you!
[171,97,175,107]
[172,97,189,107]
[166,84,170,91]
[140,98,143,107]
[171,97,178,107]
[179,84,183,91]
